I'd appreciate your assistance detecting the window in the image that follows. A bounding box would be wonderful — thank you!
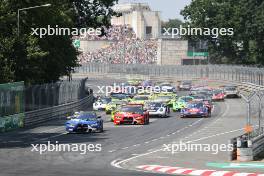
[146,26,152,35]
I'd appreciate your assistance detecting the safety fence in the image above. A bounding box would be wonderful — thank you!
[0,82,25,132]
[75,63,264,86]
[25,78,89,111]
[0,78,91,132]
[24,95,94,127]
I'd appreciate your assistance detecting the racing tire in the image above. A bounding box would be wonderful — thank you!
[100,124,104,132]
[145,118,149,125]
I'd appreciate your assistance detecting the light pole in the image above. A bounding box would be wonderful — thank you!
[17,4,51,36]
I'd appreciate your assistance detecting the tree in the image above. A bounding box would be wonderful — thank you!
[162,18,183,29]
[180,0,264,65]
[0,0,118,84]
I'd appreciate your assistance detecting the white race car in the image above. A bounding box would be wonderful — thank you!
[145,102,170,118]
[93,97,112,110]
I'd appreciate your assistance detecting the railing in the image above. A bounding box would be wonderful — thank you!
[24,94,94,127]
[75,63,264,86]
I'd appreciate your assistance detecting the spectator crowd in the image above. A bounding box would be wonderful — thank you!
[76,25,158,64]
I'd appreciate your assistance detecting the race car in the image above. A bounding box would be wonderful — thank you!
[192,94,207,101]
[105,100,128,114]
[178,80,192,91]
[159,83,177,93]
[110,92,131,101]
[137,90,152,98]
[141,80,153,88]
[212,89,225,101]
[130,95,149,104]
[93,97,112,110]
[113,104,149,125]
[181,101,210,118]
[65,112,103,133]
[145,102,170,118]
[189,87,212,96]
[223,85,240,98]
[152,92,177,107]
[172,96,194,112]
[127,79,142,86]
[203,99,213,116]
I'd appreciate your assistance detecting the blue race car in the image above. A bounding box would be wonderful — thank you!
[180,101,209,118]
[66,112,103,133]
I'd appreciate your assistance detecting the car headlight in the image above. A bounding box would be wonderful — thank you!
[135,116,143,119]
[159,108,164,111]
[68,124,75,127]
[91,124,97,127]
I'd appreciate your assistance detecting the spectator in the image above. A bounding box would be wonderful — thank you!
[76,25,158,64]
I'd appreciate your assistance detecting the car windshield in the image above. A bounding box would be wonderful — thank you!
[225,87,236,91]
[77,113,97,121]
[111,93,127,99]
[120,106,143,114]
[112,100,126,105]
[180,97,193,102]
[139,92,151,96]
[161,84,171,87]
[148,102,162,107]
[187,103,203,108]
[193,95,205,100]
[100,98,111,104]
[213,90,223,94]
[134,96,148,100]
[182,81,191,85]
[157,96,172,100]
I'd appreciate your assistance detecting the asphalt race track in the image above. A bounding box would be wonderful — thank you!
[0,78,242,176]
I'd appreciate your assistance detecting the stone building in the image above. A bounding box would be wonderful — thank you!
[111,3,161,39]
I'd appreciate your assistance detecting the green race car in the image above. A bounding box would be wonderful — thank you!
[110,93,131,102]
[172,96,194,112]
[130,95,149,105]
[105,100,128,114]
[151,93,177,107]
[127,79,142,86]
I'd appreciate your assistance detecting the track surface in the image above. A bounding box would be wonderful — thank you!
[0,79,237,176]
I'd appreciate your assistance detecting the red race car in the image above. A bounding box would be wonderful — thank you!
[113,104,149,125]
[212,89,225,101]
[203,100,213,117]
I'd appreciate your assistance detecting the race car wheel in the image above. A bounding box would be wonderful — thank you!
[144,118,149,125]
[100,126,104,132]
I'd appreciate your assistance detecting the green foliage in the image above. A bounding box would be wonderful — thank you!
[181,0,264,65]
[0,0,118,84]
[162,18,183,29]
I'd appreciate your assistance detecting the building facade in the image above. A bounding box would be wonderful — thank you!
[111,3,161,39]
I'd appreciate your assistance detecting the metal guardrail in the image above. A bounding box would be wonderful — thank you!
[252,130,264,157]
[24,95,94,127]
[75,63,264,86]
